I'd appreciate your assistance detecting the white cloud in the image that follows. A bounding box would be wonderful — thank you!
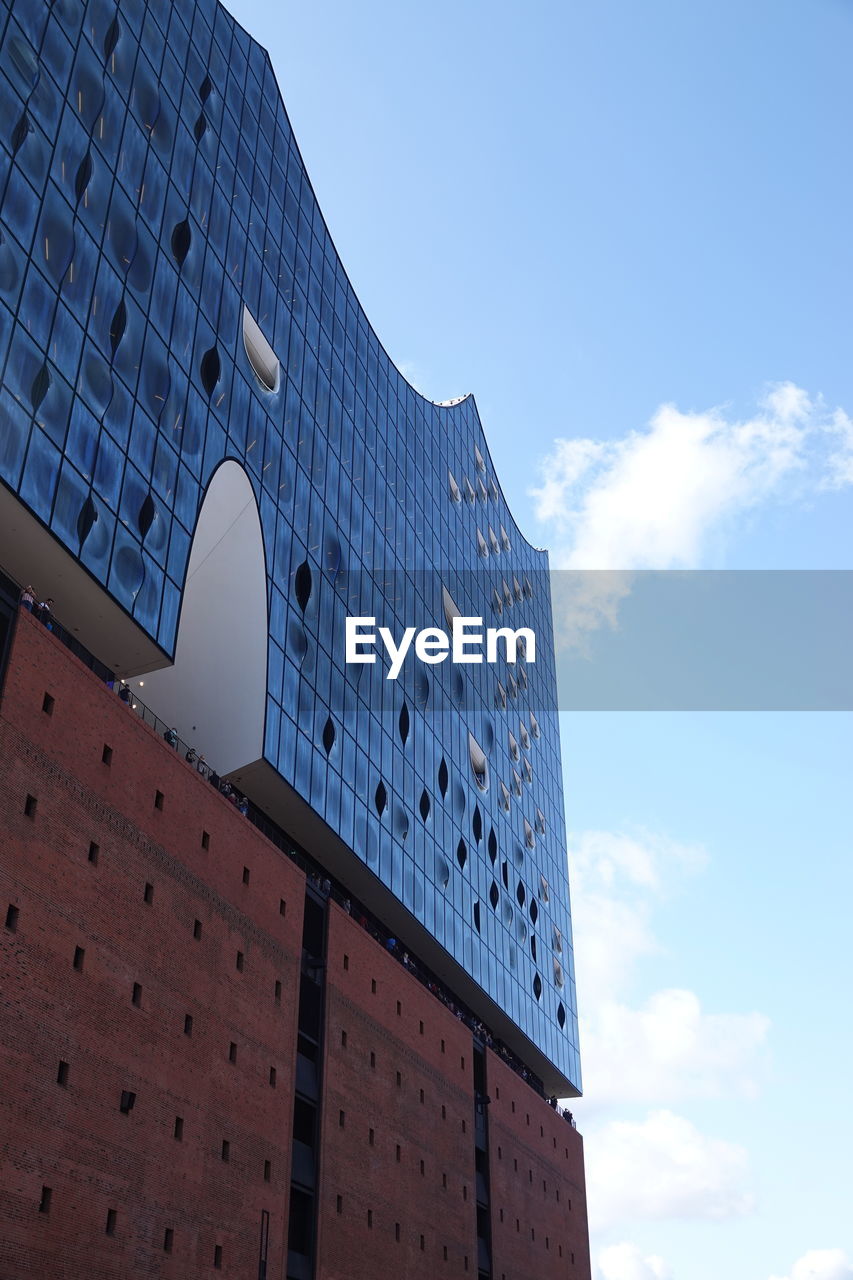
[769,1249,853,1280]
[585,1110,754,1230]
[582,989,770,1107]
[597,1242,673,1280]
[531,382,853,572]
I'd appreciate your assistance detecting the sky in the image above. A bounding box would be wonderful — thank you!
[225,2,852,1278]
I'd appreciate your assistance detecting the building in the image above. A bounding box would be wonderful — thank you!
[0,0,591,1276]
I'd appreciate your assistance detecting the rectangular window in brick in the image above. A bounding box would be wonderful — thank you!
[336,1195,343,1214]
[221,1140,229,1162]
[236,950,244,971]
[395,1223,400,1242]
[154,790,164,810]
[396,1000,401,1016]
[420,1159,425,1177]
[174,1116,184,1141]
[214,1245,222,1269]
[88,841,99,864]
[193,919,202,939]
[184,1014,193,1036]
[419,1020,424,1035]
[39,1186,52,1214]
[228,1042,237,1064]
[371,978,376,994]
[396,1071,401,1088]
[441,1039,445,1053]
[442,1172,447,1188]
[131,982,142,1007]
[163,1228,173,1253]
[279,898,286,916]
[101,744,113,765]
[441,1105,446,1120]
[201,831,210,849]
[73,945,84,970]
[274,980,282,1004]
[5,904,19,932]
[367,1210,373,1229]
[396,1144,401,1163]
[269,1066,276,1087]
[57,1060,69,1087]
[264,1160,271,1182]
[343,953,348,970]
[419,1088,424,1104]
[370,1051,375,1068]
[119,1090,136,1114]
[242,866,250,885]
[338,1110,345,1128]
[105,1209,117,1236]
[420,1235,425,1252]
[369,1128,374,1146]
[444,1246,448,1261]
[340,1030,347,1048]
[42,692,54,715]
[143,882,153,904]
[24,794,37,818]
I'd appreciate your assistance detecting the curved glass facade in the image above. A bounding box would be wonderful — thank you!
[0,0,580,1092]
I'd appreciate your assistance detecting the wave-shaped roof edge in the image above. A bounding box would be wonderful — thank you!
[219,0,550,562]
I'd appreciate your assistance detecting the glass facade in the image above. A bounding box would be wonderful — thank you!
[0,0,580,1091]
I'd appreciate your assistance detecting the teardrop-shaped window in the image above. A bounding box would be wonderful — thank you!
[489,881,499,911]
[501,860,509,890]
[74,151,93,205]
[473,901,481,933]
[456,838,467,871]
[199,74,213,101]
[398,701,410,745]
[533,973,542,1001]
[530,898,539,926]
[76,494,98,546]
[11,110,31,156]
[294,560,312,612]
[30,362,51,413]
[516,880,525,907]
[531,935,537,962]
[438,757,449,798]
[171,218,191,266]
[472,805,482,844]
[322,716,336,756]
[109,298,127,357]
[137,492,155,540]
[487,828,497,863]
[103,15,121,59]
[193,113,207,142]
[200,345,220,396]
[557,1002,566,1029]
[375,780,387,816]
[419,789,430,822]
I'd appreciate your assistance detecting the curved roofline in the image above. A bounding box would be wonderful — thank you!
[220,0,550,562]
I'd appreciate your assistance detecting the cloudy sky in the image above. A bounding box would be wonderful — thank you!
[229,2,852,1277]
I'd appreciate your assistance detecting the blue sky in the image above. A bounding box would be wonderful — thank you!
[228,2,852,1278]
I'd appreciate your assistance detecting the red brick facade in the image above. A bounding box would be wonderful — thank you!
[0,611,591,1279]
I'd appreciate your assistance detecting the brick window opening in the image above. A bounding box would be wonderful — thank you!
[338,1110,345,1128]
[370,1051,376,1068]
[441,1104,446,1120]
[154,790,164,810]
[221,1140,229,1162]
[463,1184,467,1200]
[274,980,282,1004]
[101,744,113,765]
[395,1223,400,1242]
[341,1030,347,1048]
[444,1246,448,1261]
[367,1210,373,1229]
[368,1128,375,1146]
[526,1113,530,1126]
[464,1257,469,1272]
[279,898,286,916]
[419,1020,424,1035]
[419,1088,424,1104]
[214,1244,222,1269]
[39,1186,52,1214]
[499,1208,504,1222]
[371,978,376,994]
[531,1227,535,1241]
[540,1125,544,1138]
[441,1039,445,1053]
[461,1056,465,1070]
[228,1042,237,1064]
[528,1169,533,1183]
[511,1101,516,1114]
[546,1237,550,1251]
[119,1090,136,1114]
[396,1071,401,1088]
[396,1000,401,1016]
[497,1145,502,1159]
[57,1060,69,1086]
[184,1014,193,1036]
[236,951,244,971]
[558,1245,563,1258]
[419,1159,425,1177]
[131,983,142,1007]
[264,1160,271,1183]
[462,1119,466,1134]
[88,841,99,864]
[5,904,19,932]
[343,953,348,970]
[193,919,202,939]
[72,945,85,971]
[396,1144,401,1163]
[242,866,250,885]
[336,1196,343,1215]
[143,882,154,904]
[201,831,210,850]
[516,1219,520,1233]
[163,1228,174,1253]
[24,794,37,818]
[269,1067,276,1088]
[495,1086,500,1099]
[105,1209,117,1236]
[174,1116,184,1141]
[420,1236,425,1252]
[513,1159,518,1172]
[557,1188,561,1203]
[442,1172,447,1188]
[42,692,54,715]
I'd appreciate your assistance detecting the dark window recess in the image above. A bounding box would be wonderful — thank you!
[395,1223,401,1242]
[370,1051,376,1068]
[193,919,202,939]
[221,1140,229,1162]
[288,1188,313,1257]
[367,1209,373,1229]
[396,1144,401,1163]
[396,1000,401,1016]
[264,1160,271,1182]
[374,780,387,816]
[5,904,19,932]
[371,979,376,994]
[42,692,54,715]
[174,1116,183,1140]
[154,790,164,810]
[280,898,286,917]
[419,789,430,821]
[294,561,312,613]
[131,982,142,1007]
[72,945,84,970]
[322,716,335,755]
[105,1209,117,1236]
[214,1244,222,1269]
[171,218,191,266]
[201,830,210,850]
[369,1128,375,1146]
[269,1066,276,1087]
[274,980,282,1004]
[88,842,99,864]
[419,1020,424,1035]
[119,1090,135,1114]
[292,1097,316,1147]
[236,951,244,972]
[420,1236,425,1252]
[39,1186,52,1214]
[340,1030,347,1047]
[343,954,348,971]
[24,794,37,818]
[398,701,410,744]
[419,1089,424,1104]
[396,1071,402,1087]
[336,1195,342,1215]
[242,866,250,885]
[228,1042,237,1064]
[143,882,153,904]
[302,894,324,959]
[184,1014,193,1035]
[438,757,449,796]
[456,838,467,870]
[338,1109,345,1128]
[57,1060,69,1086]
[200,346,221,396]
[420,1159,425,1176]
[101,744,113,765]
[163,1228,173,1253]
